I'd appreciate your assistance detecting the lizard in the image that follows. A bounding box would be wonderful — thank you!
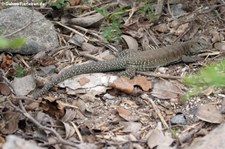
[32,39,209,99]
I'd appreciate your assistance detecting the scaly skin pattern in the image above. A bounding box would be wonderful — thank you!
[33,39,209,98]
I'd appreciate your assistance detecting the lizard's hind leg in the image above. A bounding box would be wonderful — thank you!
[118,64,136,78]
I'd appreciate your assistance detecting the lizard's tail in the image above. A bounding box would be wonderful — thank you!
[33,59,126,98]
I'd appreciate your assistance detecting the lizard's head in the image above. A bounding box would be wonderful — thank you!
[187,38,210,55]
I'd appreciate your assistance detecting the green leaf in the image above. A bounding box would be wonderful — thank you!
[14,64,26,78]
[8,37,25,48]
[0,37,9,48]
[0,36,25,48]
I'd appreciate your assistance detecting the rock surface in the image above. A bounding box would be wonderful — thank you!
[186,123,225,149]
[0,6,59,54]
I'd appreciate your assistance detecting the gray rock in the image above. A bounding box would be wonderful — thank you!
[170,113,187,125]
[0,6,59,55]
[186,123,225,149]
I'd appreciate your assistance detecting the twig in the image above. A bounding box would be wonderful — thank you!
[71,25,118,53]
[70,122,83,142]
[16,55,30,68]
[8,99,82,148]
[155,0,164,20]
[141,94,169,129]
[167,0,175,19]
[55,22,90,42]
[48,45,74,56]
[79,53,104,61]
[124,3,138,26]
[178,122,205,143]
[137,71,182,79]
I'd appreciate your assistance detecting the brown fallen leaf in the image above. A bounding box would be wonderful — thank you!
[121,35,138,50]
[110,76,152,94]
[11,75,36,96]
[151,80,184,99]
[132,76,152,91]
[153,23,169,33]
[0,111,20,134]
[147,128,174,148]
[69,0,80,6]
[36,56,55,66]
[174,23,189,36]
[210,29,223,43]
[116,107,139,121]
[0,82,11,95]
[78,76,90,86]
[110,76,134,94]
[39,98,65,119]
[122,122,142,134]
[67,13,104,27]
[0,53,12,71]
[196,104,224,124]
[0,134,5,148]
[214,41,225,51]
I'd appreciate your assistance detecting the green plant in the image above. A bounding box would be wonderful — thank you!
[138,0,158,21]
[0,36,25,49]
[96,6,126,42]
[13,64,26,78]
[183,59,225,99]
[52,0,68,9]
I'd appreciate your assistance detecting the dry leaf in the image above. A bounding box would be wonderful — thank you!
[36,56,55,66]
[81,42,103,54]
[116,107,139,121]
[110,76,151,94]
[69,0,80,6]
[0,53,12,71]
[0,82,11,95]
[61,109,85,122]
[186,123,225,149]
[147,129,174,148]
[214,41,225,51]
[78,77,90,86]
[153,23,169,33]
[40,99,65,119]
[140,34,150,51]
[61,121,76,139]
[122,122,142,134]
[210,29,222,43]
[0,135,5,148]
[116,106,131,115]
[175,23,189,36]
[151,80,184,99]
[132,76,152,91]
[121,35,138,50]
[0,112,20,134]
[110,76,134,94]
[11,75,36,96]
[67,13,104,27]
[196,104,224,124]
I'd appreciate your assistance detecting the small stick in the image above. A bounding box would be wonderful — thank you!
[137,71,182,79]
[141,94,169,129]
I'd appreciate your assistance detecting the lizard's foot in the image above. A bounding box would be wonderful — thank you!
[118,65,136,78]
[118,71,135,78]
